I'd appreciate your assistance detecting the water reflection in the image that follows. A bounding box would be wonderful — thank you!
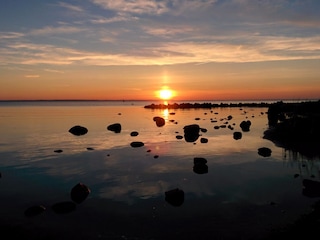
[1,103,320,239]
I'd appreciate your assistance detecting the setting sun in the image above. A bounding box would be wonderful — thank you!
[159,89,173,100]
[157,87,176,100]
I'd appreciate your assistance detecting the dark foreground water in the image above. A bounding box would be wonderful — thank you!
[0,100,319,239]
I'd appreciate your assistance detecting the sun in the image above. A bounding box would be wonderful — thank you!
[159,89,173,100]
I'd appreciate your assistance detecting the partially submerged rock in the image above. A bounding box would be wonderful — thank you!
[69,125,88,136]
[240,120,251,132]
[153,116,165,127]
[165,188,184,207]
[183,124,200,142]
[130,141,144,148]
[130,131,139,136]
[24,205,46,217]
[193,157,208,174]
[233,131,242,140]
[107,123,121,133]
[258,147,272,157]
[71,183,91,204]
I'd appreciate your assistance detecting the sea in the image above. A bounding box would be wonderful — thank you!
[0,100,319,240]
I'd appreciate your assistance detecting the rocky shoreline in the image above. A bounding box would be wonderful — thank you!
[144,102,272,109]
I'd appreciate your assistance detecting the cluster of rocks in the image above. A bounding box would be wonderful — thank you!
[144,102,272,109]
[24,182,90,217]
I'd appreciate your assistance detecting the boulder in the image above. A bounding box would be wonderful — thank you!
[107,123,121,133]
[258,147,272,157]
[130,131,139,136]
[233,131,242,140]
[130,141,144,148]
[71,183,91,204]
[193,157,208,174]
[240,120,251,132]
[153,116,165,127]
[165,188,184,207]
[68,125,88,136]
[183,124,200,142]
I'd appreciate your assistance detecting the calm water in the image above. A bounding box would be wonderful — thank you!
[0,100,319,239]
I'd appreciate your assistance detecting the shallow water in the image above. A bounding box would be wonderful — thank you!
[0,101,319,239]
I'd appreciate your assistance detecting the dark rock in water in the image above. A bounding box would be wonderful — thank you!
[258,147,272,157]
[193,157,208,174]
[87,147,94,151]
[107,123,121,133]
[302,179,320,198]
[130,131,139,136]
[52,201,76,214]
[214,126,220,129]
[54,149,63,153]
[194,157,207,164]
[71,183,91,204]
[154,155,159,159]
[200,128,207,133]
[165,188,184,207]
[200,138,208,143]
[69,125,88,136]
[183,124,200,142]
[193,163,208,174]
[24,205,46,217]
[233,131,242,140]
[130,141,144,148]
[240,120,251,132]
[153,116,165,127]
[176,135,183,140]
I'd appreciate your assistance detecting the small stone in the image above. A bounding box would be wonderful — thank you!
[130,141,144,148]
[69,125,88,136]
[24,205,46,217]
[54,149,63,153]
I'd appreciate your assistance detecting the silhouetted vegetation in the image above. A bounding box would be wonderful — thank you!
[264,100,320,158]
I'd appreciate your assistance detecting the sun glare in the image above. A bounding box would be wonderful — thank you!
[159,89,173,100]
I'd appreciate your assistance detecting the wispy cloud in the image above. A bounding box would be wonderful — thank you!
[57,2,84,12]
[91,0,169,15]
[29,26,85,36]
[0,32,24,39]
[24,75,40,78]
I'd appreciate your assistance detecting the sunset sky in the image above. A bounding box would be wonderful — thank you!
[1,0,320,101]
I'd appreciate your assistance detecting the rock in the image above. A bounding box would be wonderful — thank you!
[71,183,91,204]
[153,116,165,127]
[107,123,121,133]
[86,147,94,151]
[258,147,272,157]
[130,131,139,136]
[194,157,207,165]
[24,205,46,217]
[233,131,242,140]
[183,124,200,142]
[176,135,183,140]
[165,188,184,207]
[193,163,208,174]
[68,125,88,136]
[54,149,63,153]
[52,201,76,214]
[240,120,251,132]
[130,141,144,148]
[193,157,208,174]
[200,138,208,143]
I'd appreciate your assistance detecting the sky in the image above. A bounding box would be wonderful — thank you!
[0,0,320,101]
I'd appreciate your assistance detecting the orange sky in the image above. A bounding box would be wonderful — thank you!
[0,1,320,101]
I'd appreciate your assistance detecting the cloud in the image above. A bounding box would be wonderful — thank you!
[24,75,40,78]
[57,2,84,12]
[0,32,24,39]
[29,26,85,36]
[91,0,169,15]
